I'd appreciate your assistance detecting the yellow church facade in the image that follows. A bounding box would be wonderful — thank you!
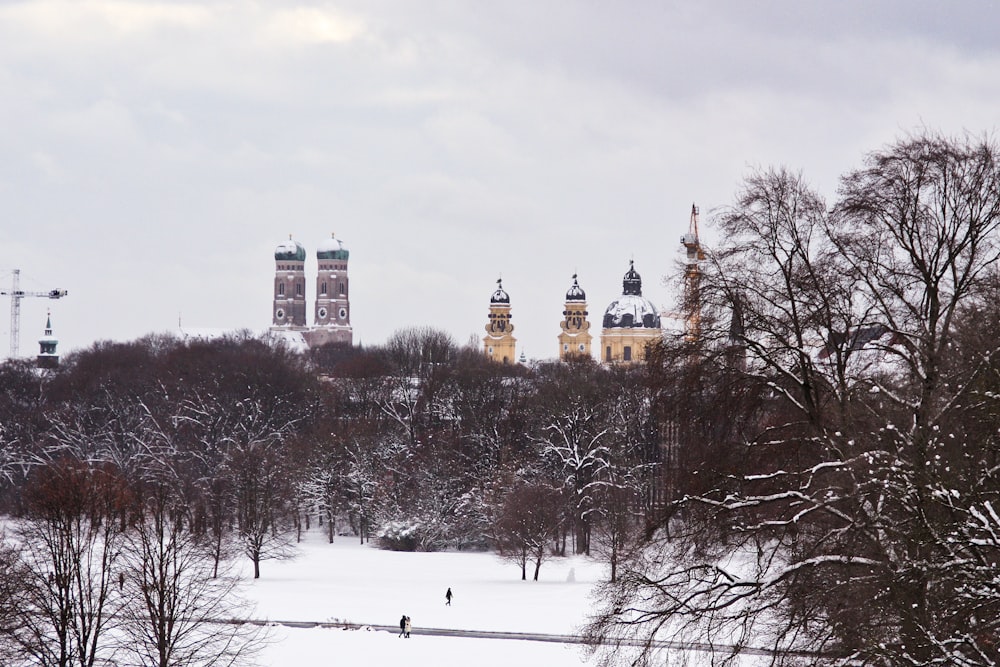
[558,274,593,360]
[483,279,517,364]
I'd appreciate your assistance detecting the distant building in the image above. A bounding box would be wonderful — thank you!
[37,312,59,369]
[599,260,662,363]
[270,234,353,348]
[558,274,593,360]
[483,278,517,364]
[272,236,308,328]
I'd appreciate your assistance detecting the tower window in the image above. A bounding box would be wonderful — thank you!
[278,283,285,296]
[606,346,612,362]
[321,281,328,295]
[339,282,345,295]
[563,343,569,352]
[623,346,632,361]
[296,283,302,296]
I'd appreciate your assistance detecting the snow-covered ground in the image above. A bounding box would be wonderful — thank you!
[239,532,602,666]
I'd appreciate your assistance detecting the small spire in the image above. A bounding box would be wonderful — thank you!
[623,260,642,296]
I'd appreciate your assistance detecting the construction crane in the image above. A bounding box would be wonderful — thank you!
[1,269,68,359]
[680,204,705,343]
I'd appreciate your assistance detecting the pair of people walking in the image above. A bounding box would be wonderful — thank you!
[398,614,411,638]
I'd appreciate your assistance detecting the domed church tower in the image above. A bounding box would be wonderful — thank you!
[558,274,592,360]
[600,260,662,363]
[272,236,308,327]
[306,233,353,346]
[483,278,517,364]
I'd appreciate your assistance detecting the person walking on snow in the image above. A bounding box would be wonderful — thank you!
[445,587,453,605]
[398,614,406,638]
[404,616,412,638]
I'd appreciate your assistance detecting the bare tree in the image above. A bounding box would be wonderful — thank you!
[119,478,261,667]
[493,482,563,581]
[533,361,615,556]
[0,534,29,665]
[230,428,297,579]
[15,458,132,667]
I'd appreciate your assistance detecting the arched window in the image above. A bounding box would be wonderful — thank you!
[623,346,632,361]
[339,282,345,295]
[321,281,328,295]
[296,283,302,296]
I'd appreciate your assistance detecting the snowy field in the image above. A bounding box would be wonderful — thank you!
[236,533,758,667]
[238,532,601,666]
[238,531,768,666]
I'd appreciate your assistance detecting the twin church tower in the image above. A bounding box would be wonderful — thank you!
[270,234,353,347]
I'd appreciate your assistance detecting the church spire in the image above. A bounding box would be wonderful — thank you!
[37,310,59,369]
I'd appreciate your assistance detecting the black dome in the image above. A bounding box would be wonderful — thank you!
[490,278,510,304]
[565,274,586,301]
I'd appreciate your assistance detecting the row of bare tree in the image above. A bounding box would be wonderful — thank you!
[0,457,258,667]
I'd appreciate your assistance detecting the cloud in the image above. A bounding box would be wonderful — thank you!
[261,7,366,46]
[0,1,211,40]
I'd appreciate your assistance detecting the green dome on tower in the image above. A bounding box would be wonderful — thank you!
[317,234,349,260]
[275,237,306,261]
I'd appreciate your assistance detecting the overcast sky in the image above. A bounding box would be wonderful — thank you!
[1,0,998,362]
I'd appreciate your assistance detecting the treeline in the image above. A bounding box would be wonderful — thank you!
[0,327,666,568]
